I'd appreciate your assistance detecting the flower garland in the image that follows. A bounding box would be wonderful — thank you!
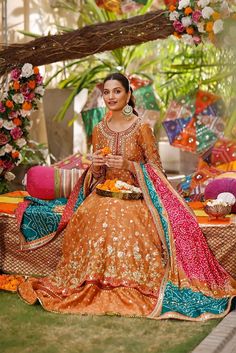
[0,63,44,193]
[168,0,235,45]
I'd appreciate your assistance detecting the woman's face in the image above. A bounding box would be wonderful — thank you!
[103,79,130,112]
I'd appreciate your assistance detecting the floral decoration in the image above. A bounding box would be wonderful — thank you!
[168,0,235,45]
[0,63,45,193]
[0,274,25,292]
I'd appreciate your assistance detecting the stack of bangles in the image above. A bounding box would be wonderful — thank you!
[91,164,105,179]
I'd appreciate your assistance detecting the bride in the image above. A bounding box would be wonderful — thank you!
[18,73,236,320]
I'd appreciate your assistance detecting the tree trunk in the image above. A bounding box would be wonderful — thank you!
[0,10,173,75]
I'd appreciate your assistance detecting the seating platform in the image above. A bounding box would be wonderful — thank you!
[0,213,236,278]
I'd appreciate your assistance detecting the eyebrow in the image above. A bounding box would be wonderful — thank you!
[103,87,123,90]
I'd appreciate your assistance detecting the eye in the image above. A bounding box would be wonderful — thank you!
[115,89,121,94]
[103,90,109,95]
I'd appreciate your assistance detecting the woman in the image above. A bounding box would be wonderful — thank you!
[19,73,236,320]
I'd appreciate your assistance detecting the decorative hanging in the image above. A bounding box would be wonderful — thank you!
[163,90,226,154]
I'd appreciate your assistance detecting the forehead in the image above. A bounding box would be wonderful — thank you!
[103,79,125,90]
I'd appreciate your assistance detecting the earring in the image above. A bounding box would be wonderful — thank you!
[122,104,133,119]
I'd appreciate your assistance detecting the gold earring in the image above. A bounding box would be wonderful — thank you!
[122,104,133,119]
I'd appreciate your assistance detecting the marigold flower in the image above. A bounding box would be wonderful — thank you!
[186,27,194,35]
[212,12,220,21]
[13,118,22,126]
[33,66,39,74]
[173,31,181,38]
[22,101,32,110]
[169,5,176,11]
[5,100,14,108]
[206,21,213,32]
[101,146,111,156]
[12,151,20,159]
[28,80,36,89]
[13,81,20,90]
[184,7,193,15]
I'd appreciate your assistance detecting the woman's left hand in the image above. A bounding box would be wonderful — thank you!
[106,155,127,169]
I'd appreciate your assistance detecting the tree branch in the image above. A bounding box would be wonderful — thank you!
[0,10,173,75]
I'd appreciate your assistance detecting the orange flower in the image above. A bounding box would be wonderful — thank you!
[206,21,213,32]
[212,12,220,21]
[22,101,32,110]
[33,66,39,74]
[5,100,14,108]
[11,151,20,159]
[208,32,216,43]
[28,80,36,89]
[186,27,194,35]
[13,81,20,90]
[101,146,111,156]
[184,7,193,15]
[13,118,22,126]
[173,32,181,39]
[169,5,176,11]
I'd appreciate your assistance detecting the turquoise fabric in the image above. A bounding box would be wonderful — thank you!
[21,197,67,242]
[141,164,170,252]
[161,282,228,317]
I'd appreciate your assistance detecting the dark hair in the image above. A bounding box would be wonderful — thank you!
[103,73,138,116]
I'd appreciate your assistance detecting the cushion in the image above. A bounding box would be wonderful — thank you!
[204,177,236,213]
[26,166,84,200]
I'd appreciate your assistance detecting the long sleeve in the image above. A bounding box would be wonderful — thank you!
[91,125,106,179]
[138,123,165,174]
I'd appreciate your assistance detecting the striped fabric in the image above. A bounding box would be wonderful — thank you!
[54,168,84,198]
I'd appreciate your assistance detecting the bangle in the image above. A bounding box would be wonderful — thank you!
[91,164,104,179]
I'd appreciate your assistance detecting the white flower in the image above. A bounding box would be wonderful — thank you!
[35,86,45,96]
[197,0,210,8]
[178,0,190,10]
[12,93,24,104]
[181,16,192,27]
[169,11,180,21]
[213,19,224,33]
[117,251,124,258]
[4,144,13,153]
[21,63,34,78]
[20,109,31,117]
[197,22,206,33]
[102,222,108,229]
[15,153,22,166]
[202,6,214,19]
[3,120,15,130]
[4,172,15,181]
[181,34,195,45]
[15,138,27,148]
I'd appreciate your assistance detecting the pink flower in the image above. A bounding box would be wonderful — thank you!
[10,127,23,140]
[0,102,6,113]
[193,36,202,44]
[24,92,35,101]
[173,20,185,33]
[0,132,9,145]
[10,68,21,81]
[36,74,43,84]
[3,159,14,171]
[192,10,202,23]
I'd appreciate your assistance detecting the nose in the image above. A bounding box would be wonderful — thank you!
[109,91,114,99]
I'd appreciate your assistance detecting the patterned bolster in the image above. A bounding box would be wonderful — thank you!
[26,166,84,200]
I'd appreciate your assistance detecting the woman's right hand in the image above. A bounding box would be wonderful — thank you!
[92,149,106,167]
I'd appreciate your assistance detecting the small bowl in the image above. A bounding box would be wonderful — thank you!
[204,204,232,220]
